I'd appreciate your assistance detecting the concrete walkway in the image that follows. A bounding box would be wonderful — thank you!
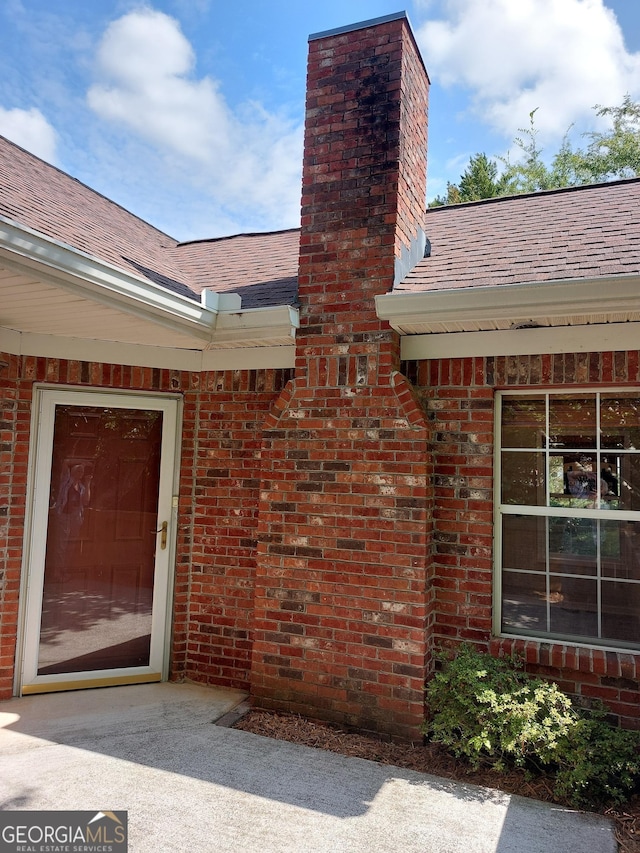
[0,683,616,853]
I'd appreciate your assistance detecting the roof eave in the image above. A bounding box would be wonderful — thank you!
[0,215,299,351]
[375,274,640,334]
[206,305,299,349]
[0,214,213,332]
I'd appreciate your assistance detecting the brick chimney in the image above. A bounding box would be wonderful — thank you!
[297,11,429,381]
[252,13,432,740]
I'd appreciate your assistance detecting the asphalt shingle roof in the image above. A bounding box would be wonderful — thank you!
[175,231,299,308]
[0,135,198,299]
[0,135,298,308]
[2,133,640,310]
[400,179,640,293]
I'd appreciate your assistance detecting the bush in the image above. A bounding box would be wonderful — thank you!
[423,645,640,807]
[552,713,640,807]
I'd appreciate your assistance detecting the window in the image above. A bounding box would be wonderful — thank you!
[496,391,640,650]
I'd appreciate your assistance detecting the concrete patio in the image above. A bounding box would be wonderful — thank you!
[0,683,617,853]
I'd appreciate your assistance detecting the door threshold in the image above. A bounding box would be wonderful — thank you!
[21,673,162,695]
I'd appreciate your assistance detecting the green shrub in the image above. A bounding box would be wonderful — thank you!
[551,712,640,807]
[423,644,640,807]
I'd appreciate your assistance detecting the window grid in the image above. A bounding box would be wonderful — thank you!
[497,389,640,650]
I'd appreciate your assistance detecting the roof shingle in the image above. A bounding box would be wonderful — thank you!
[400,180,640,293]
[2,134,640,310]
[0,135,299,308]
[174,230,299,308]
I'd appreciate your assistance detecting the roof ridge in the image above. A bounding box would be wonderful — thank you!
[177,227,301,248]
[0,133,179,244]
[426,175,640,213]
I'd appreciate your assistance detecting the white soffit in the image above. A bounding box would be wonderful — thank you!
[0,215,212,334]
[376,274,640,335]
[0,215,298,364]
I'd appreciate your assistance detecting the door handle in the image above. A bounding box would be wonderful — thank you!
[156,521,168,550]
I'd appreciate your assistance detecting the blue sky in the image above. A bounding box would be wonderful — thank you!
[0,0,639,241]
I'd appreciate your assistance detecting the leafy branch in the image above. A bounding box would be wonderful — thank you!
[429,96,640,207]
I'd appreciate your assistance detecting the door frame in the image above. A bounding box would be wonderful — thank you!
[16,385,182,695]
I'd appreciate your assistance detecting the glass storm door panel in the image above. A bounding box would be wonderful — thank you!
[21,391,178,694]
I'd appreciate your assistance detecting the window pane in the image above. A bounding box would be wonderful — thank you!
[548,517,597,575]
[601,396,640,450]
[549,454,603,508]
[549,396,596,449]
[502,570,547,634]
[549,578,598,638]
[501,396,546,448]
[503,515,546,571]
[615,455,640,512]
[602,581,640,644]
[548,455,565,498]
[600,455,621,507]
[602,520,640,580]
[501,452,545,505]
[562,455,605,508]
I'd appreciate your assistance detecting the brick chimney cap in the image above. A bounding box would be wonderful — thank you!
[308,11,429,82]
[308,11,409,42]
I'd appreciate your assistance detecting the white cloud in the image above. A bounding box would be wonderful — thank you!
[0,106,57,162]
[417,0,640,145]
[87,7,303,231]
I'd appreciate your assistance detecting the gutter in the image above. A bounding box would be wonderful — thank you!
[375,274,640,333]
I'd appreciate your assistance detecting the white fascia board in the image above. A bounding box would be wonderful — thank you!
[401,321,640,360]
[0,328,295,370]
[376,274,640,331]
[210,305,299,346]
[200,346,295,370]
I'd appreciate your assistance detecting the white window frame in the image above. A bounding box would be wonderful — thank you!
[494,387,640,651]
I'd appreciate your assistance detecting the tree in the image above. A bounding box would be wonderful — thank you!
[459,152,515,200]
[430,182,461,207]
[429,96,640,207]
[500,108,564,193]
[575,95,640,181]
[498,110,593,193]
[430,152,514,206]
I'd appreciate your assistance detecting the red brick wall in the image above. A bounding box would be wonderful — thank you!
[0,352,292,699]
[404,350,640,729]
[395,27,429,261]
[0,354,23,698]
[183,367,294,690]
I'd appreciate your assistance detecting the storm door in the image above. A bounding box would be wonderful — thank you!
[20,389,179,693]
